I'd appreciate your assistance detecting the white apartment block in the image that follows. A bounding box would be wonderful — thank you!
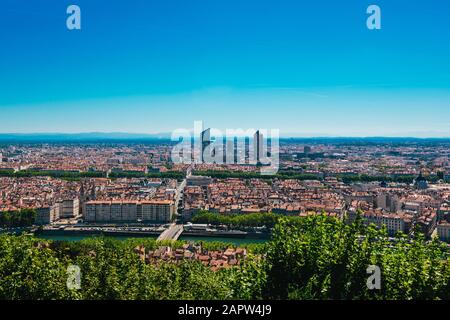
[55,199,80,219]
[379,215,405,235]
[350,210,410,236]
[141,200,174,222]
[84,200,174,223]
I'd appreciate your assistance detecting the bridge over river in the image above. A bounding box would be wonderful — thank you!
[157,224,183,241]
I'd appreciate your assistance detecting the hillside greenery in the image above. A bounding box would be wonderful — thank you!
[193,170,449,184]
[0,209,36,228]
[191,211,284,229]
[0,215,448,300]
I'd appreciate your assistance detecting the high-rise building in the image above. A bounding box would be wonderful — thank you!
[225,138,236,164]
[253,130,264,164]
[201,128,211,163]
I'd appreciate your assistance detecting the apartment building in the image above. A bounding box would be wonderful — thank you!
[141,200,174,222]
[347,209,412,236]
[84,200,174,223]
[111,201,123,221]
[34,205,60,225]
[437,222,450,242]
[122,202,139,221]
[187,175,212,187]
[375,193,401,212]
[55,199,80,219]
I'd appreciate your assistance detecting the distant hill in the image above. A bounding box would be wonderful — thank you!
[1,133,450,144]
[0,132,173,142]
[279,137,450,144]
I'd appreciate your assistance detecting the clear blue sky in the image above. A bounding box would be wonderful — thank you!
[1,0,450,136]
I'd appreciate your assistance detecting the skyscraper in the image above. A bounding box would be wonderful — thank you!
[253,130,263,165]
[201,128,211,163]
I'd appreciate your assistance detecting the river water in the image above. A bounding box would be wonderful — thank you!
[37,234,268,245]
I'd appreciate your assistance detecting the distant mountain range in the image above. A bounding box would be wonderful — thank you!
[0,132,173,142]
[1,132,450,143]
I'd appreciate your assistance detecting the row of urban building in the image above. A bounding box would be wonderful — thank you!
[35,198,176,224]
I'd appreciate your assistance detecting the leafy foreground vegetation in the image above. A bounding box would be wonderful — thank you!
[0,215,449,300]
[0,209,36,228]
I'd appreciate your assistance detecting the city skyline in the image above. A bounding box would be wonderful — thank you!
[1,0,450,305]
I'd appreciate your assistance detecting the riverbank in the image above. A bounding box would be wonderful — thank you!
[36,228,161,238]
[36,234,268,245]
[36,225,269,237]
[33,225,271,244]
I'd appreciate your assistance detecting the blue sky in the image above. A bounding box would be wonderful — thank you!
[1,0,450,136]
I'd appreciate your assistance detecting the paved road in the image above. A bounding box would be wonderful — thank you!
[157,224,183,241]
[176,179,186,206]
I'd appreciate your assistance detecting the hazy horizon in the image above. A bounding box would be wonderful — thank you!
[2,131,450,139]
